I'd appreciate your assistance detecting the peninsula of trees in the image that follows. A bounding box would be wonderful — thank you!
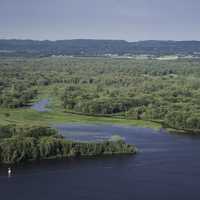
[0,125,136,164]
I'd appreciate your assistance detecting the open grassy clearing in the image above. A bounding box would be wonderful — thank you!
[0,84,161,129]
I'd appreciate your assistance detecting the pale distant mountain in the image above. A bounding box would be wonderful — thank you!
[1,39,200,56]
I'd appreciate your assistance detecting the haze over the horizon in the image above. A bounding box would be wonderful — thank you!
[0,0,200,41]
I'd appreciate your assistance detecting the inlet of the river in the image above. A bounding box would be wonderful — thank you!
[1,124,200,200]
[31,99,49,112]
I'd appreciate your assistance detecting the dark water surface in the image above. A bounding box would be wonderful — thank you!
[1,124,200,200]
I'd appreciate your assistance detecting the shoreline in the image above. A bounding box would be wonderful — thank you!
[1,107,200,135]
[0,107,161,130]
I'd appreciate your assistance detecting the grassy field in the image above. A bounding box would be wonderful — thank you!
[0,84,161,129]
[0,108,161,128]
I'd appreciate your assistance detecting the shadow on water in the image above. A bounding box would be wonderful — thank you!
[1,124,200,200]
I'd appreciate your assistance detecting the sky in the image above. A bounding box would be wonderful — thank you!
[0,0,200,41]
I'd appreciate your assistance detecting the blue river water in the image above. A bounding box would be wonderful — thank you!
[31,99,49,112]
[1,124,200,200]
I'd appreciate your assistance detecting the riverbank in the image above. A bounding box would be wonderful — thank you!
[0,125,136,164]
[0,107,161,129]
[0,85,160,129]
[1,83,198,134]
[1,123,200,200]
[1,95,199,135]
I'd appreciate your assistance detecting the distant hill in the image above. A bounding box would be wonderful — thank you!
[1,39,200,56]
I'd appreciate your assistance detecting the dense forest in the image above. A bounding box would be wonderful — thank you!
[1,57,200,133]
[0,125,135,164]
[1,39,200,56]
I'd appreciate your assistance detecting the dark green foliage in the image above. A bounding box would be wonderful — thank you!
[17,126,58,138]
[0,125,58,139]
[0,83,37,108]
[1,57,200,132]
[164,111,200,130]
[0,125,136,164]
[0,136,38,163]
[0,125,16,139]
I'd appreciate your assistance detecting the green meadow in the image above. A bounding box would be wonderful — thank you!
[0,84,161,129]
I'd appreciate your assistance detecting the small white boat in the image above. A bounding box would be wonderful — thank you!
[8,168,11,177]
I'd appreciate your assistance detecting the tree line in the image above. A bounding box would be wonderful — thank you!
[1,57,200,132]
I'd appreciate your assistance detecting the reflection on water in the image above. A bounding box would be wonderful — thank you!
[1,124,200,200]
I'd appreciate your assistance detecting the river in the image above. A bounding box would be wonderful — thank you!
[1,124,200,200]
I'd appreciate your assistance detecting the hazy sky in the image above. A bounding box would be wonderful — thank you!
[0,0,200,41]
